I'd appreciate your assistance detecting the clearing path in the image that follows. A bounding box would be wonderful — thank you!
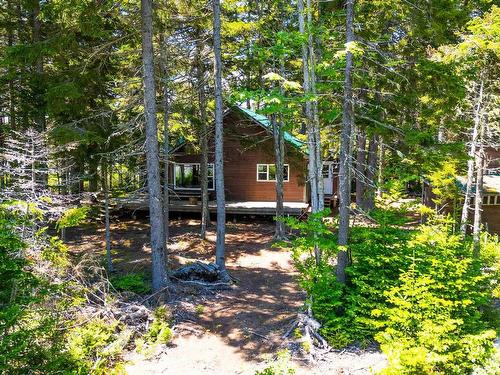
[67,217,385,374]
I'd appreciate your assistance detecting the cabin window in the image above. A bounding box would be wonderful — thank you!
[174,163,214,190]
[256,164,289,182]
[483,195,500,206]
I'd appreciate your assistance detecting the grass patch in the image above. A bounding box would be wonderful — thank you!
[110,272,151,294]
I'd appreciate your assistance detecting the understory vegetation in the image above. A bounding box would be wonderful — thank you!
[285,204,500,374]
[0,203,173,374]
[1,0,499,373]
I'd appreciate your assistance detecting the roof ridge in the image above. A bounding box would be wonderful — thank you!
[234,105,307,154]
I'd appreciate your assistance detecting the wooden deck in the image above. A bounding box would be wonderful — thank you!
[111,196,309,216]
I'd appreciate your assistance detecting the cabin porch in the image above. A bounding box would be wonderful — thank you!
[111,195,309,216]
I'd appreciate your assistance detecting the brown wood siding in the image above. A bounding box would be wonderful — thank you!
[485,147,500,171]
[170,110,307,202]
[483,206,500,234]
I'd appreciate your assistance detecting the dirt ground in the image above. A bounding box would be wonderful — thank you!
[66,215,386,374]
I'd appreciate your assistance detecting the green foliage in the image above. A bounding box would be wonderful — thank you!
[56,206,90,232]
[42,235,70,268]
[110,272,151,294]
[195,304,205,315]
[426,160,460,209]
[66,318,130,374]
[255,350,296,375]
[370,205,411,227]
[0,206,129,374]
[285,210,499,372]
[0,207,69,374]
[145,306,173,345]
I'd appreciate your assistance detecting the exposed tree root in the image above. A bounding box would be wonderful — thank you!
[282,311,331,362]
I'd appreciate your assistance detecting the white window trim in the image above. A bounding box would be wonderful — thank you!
[174,162,215,191]
[483,194,500,206]
[256,163,289,182]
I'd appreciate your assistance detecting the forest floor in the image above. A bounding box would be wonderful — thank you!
[67,216,386,374]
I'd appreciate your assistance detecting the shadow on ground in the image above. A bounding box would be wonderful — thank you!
[66,216,306,363]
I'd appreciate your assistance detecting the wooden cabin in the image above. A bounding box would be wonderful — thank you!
[166,105,341,216]
[457,147,500,234]
[113,106,340,216]
[424,146,500,234]
[167,106,310,215]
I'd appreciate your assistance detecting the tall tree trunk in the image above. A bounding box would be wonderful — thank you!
[336,0,355,284]
[460,80,483,236]
[7,0,16,131]
[272,114,285,239]
[472,117,485,257]
[161,33,170,242]
[307,0,323,211]
[32,0,44,133]
[88,161,99,192]
[197,33,210,240]
[212,0,228,279]
[102,159,113,272]
[376,141,384,198]
[141,0,167,292]
[32,1,47,187]
[298,0,318,213]
[355,128,366,208]
[363,134,378,211]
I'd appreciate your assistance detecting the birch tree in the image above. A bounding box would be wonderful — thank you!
[473,118,485,256]
[460,81,482,235]
[141,0,167,292]
[435,7,499,239]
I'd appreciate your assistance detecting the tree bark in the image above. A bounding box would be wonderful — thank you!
[336,0,355,284]
[298,0,319,213]
[32,0,45,133]
[7,0,16,131]
[272,114,285,240]
[307,0,323,211]
[102,159,113,272]
[197,33,210,240]
[460,80,483,236]
[355,129,366,208]
[161,32,170,242]
[472,115,485,257]
[88,161,99,192]
[212,0,228,279]
[376,141,384,198]
[363,134,378,211]
[141,0,167,292]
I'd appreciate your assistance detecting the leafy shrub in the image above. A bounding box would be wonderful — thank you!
[110,272,151,294]
[56,206,90,231]
[255,350,296,375]
[195,304,205,315]
[284,210,499,373]
[145,306,173,345]
[67,318,131,374]
[0,207,70,374]
[0,205,130,374]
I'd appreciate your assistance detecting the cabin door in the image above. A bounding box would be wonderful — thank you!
[323,162,333,196]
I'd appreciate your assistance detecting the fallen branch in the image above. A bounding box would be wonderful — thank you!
[171,277,232,289]
[246,329,269,341]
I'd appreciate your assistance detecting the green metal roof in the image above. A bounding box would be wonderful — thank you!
[456,174,500,194]
[170,105,307,155]
[234,106,307,154]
